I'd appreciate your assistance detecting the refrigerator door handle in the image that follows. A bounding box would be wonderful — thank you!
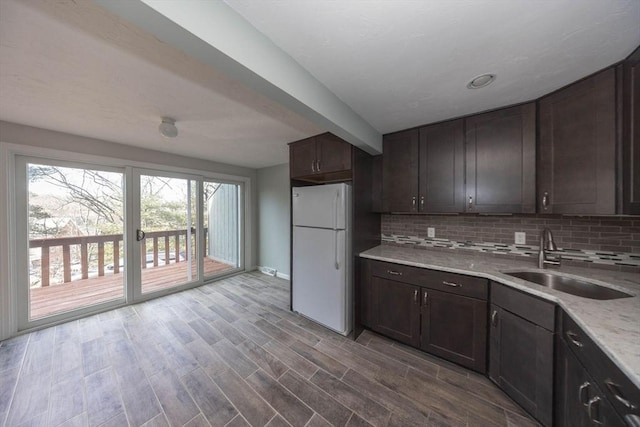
[334,230,340,270]
[334,190,339,230]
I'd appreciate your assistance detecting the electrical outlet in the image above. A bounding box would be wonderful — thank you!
[515,232,526,245]
[427,227,435,238]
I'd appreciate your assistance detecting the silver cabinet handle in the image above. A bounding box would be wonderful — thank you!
[542,191,549,210]
[491,310,498,327]
[317,160,321,172]
[413,289,418,303]
[423,291,428,305]
[468,195,473,208]
[605,379,636,410]
[386,270,402,276]
[566,331,584,348]
[420,196,425,210]
[588,396,602,424]
[411,196,417,210]
[311,160,316,172]
[442,281,462,288]
[579,382,591,406]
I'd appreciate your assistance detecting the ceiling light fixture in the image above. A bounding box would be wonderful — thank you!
[467,74,496,89]
[159,117,178,138]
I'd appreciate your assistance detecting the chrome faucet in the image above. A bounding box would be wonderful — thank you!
[538,228,561,269]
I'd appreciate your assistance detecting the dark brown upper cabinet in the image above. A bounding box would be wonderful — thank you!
[465,104,536,213]
[621,46,640,214]
[383,106,534,214]
[371,155,383,212]
[382,129,419,212]
[383,121,464,213]
[419,119,465,212]
[538,68,616,214]
[289,132,352,183]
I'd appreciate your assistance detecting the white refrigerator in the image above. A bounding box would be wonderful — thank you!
[292,183,352,336]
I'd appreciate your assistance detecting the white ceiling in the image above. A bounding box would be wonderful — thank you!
[0,0,322,169]
[224,0,640,134]
[1,0,639,169]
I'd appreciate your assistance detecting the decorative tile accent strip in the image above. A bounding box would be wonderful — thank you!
[382,234,640,268]
[382,213,640,252]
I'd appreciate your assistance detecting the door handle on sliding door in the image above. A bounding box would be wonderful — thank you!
[136,229,146,241]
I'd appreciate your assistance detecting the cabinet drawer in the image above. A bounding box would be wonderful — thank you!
[369,260,488,299]
[562,312,640,418]
[491,282,555,331]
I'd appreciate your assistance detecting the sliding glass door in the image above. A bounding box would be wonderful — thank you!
[15,157,245,329]
[17,158,125,322]
[138,173,198,294]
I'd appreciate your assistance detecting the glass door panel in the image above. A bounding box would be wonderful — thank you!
[26,162,125,319]
[139,174,197,294]
[203,181,241,279]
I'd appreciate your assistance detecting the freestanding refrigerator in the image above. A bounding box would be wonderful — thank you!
[292,183,352,336]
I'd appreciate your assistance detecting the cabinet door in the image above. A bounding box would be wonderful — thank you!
[556,338,592,427]
[316,133,352,174]
[382,129,419,212]
[418,119,465,212]
[622,47,640,214]
[538,68,616,214]
[421,289,487,372]
[465,104,536,213]
[370,276,420,347]
[360,259,373,328]
[489,306,553,426]
[371,155,383,212]
[290,138,317,178]
[556,339,626,427]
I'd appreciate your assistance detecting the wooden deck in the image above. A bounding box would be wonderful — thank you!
[30,258,234,319]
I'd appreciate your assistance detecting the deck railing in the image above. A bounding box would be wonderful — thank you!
[30,228,206,287]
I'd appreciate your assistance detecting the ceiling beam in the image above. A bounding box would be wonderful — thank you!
[94,0,382,155]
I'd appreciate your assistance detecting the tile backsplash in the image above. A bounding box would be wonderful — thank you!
[381,214,640,271]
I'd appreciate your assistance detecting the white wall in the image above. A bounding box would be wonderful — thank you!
[257,163,290,279]
[0,120,258,340]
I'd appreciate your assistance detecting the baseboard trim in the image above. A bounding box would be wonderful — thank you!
[276,272,290,281]
[257,266,290,281]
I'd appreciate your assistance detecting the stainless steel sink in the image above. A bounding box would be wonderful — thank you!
[503,271,633,300]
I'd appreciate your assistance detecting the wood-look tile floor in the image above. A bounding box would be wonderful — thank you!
[0,272,539,427]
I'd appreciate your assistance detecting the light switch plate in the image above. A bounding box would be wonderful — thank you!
[427,227,435,238]
[515,232,526,245]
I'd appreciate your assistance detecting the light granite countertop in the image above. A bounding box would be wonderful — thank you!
[359,245,640,388]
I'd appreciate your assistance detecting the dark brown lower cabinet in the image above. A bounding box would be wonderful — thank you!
[361,259,640,427]
[556,338,625,427]
[557,311,639,426]
[363,259,488,373]
[370,276,421,347]
[421,289,486,372]
[489,299,554,426]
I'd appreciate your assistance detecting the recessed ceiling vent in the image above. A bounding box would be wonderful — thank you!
[467,74,496,89]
